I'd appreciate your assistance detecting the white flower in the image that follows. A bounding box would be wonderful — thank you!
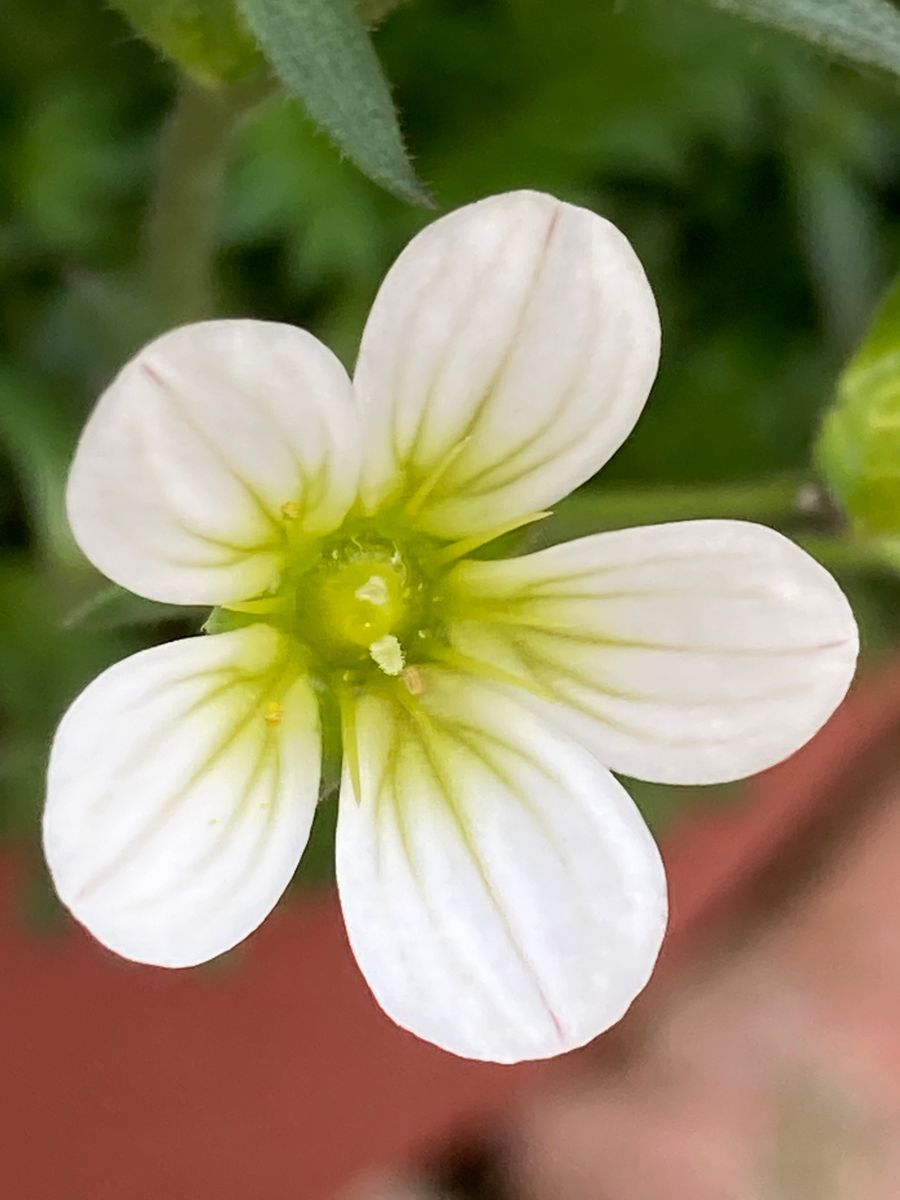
[44,191,858,1063]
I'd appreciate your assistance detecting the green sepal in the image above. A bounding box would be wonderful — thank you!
[817,273,900,541]
[202,605,262,635]
[109,0,264,87]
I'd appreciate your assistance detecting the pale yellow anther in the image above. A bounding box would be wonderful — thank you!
[370,634,405,676]
[280,500,301,521]
[402,665,424,695]
[264,700,284,727]
[355,575,390,607]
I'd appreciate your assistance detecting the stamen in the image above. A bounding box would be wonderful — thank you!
[402,665,424,695]
[264,700,283,727]
[369,634,405,676]
[281,500,301,521]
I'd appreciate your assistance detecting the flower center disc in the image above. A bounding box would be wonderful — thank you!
[318,559,408,648]
[300,537,421,671]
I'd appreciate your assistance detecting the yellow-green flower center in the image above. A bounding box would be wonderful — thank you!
[209,509,552,685]
[297,534,427,674]
[314,557,409,650]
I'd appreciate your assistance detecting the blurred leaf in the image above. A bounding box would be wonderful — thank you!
[0,367,77,566]
[790,149,882,351]
[63,583,204,632]
[0,562,138,836]
[110,0,264,86]
[237,0,430,204]
[60,274,164,373]
[225,103,390,282]
[703,0,900,79]
[11,87,137,257]
[842,271,900,374]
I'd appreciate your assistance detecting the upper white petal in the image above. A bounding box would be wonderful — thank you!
[335,668,667,1063]
[67,320,361,605]
[43,625,321,967]
[354,190,660,538]
[447,520,859,785]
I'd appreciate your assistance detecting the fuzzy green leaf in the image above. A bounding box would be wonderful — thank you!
[703,0,900,78]
[237,0,429,204]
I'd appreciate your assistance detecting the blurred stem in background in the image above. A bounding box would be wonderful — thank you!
[537,472,891,574]
[544,472,816,537]
[144,76,268,326]
[138,0,413,327]
[797,534,896,575]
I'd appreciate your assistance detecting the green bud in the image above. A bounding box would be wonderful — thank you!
[817,275,900,543]
[110,0,263,87]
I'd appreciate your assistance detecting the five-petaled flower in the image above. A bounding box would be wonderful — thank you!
[44,191,858,1063]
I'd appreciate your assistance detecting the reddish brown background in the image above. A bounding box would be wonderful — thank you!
[3,662,899,1199]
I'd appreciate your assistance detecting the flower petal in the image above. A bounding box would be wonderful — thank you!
[68,320,361,605]
[336,668,667,1062]
[355,190,660,538]
[446,520,859,785]
[43,625,321,967]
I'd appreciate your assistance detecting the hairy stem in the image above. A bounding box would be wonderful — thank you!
[536,472,821,545]
[796,534,895,575]
[529,473,897,576]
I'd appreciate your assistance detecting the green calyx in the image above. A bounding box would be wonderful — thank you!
[817,272,900,541]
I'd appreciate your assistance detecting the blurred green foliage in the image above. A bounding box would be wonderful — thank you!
[2,0,900,881]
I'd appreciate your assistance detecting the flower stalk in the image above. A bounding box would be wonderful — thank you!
[538,472,822,546]
[143,76,267,326]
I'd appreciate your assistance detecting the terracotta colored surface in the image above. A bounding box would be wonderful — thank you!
[3,661,900,1199]
[658,652,900,968]
[508,748,900,1199]
[0,862,539,1200]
